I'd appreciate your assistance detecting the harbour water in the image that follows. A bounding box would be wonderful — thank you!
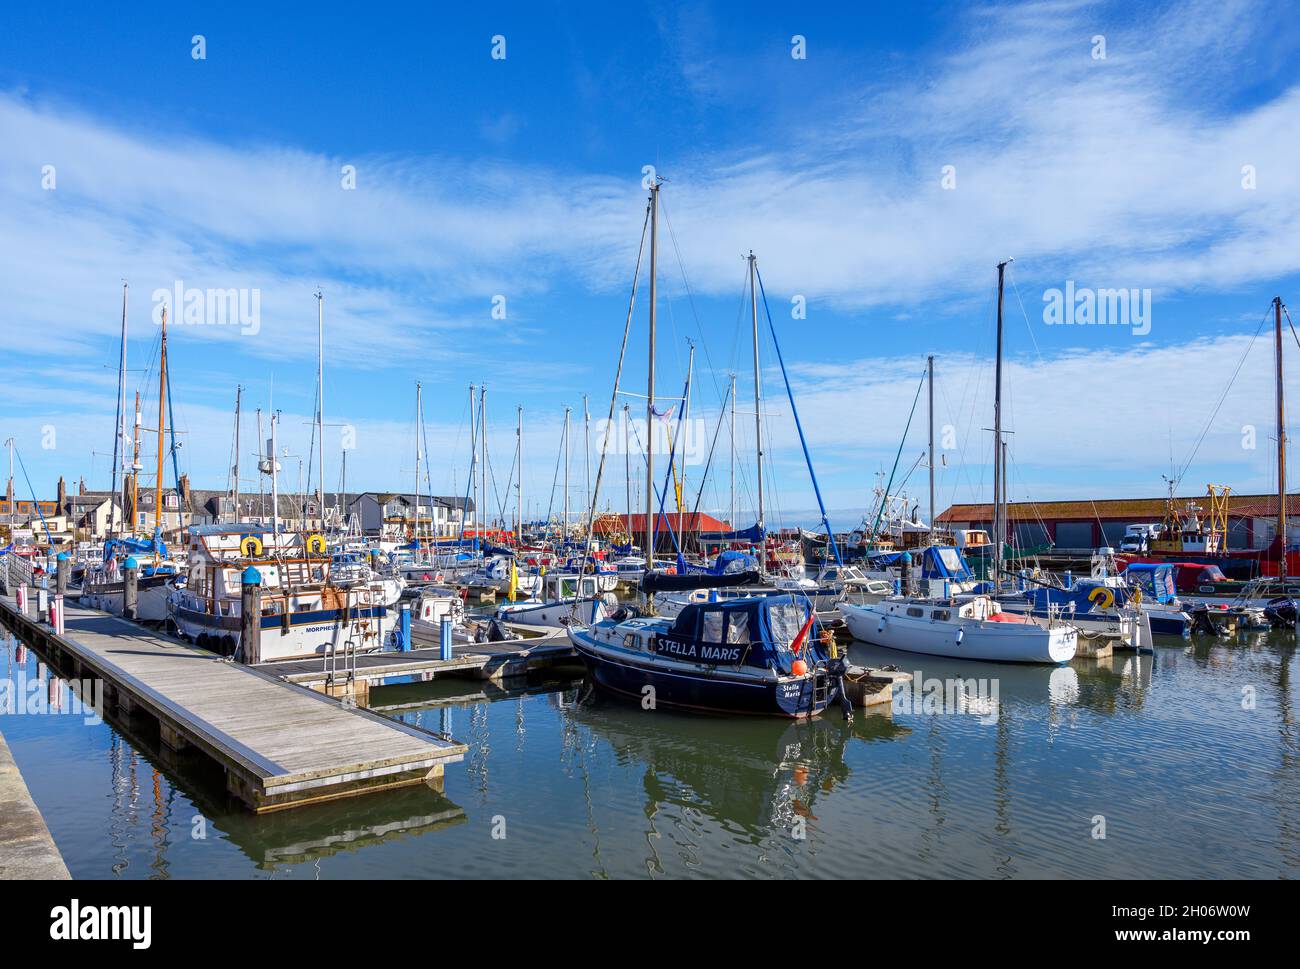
[1,629,1295,879]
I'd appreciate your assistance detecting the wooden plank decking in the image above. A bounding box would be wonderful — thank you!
[0,595,467,813]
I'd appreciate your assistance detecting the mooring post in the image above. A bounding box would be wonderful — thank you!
[56,552,68,597]
[51,593,64,635]
[240,566,262,665]
[439,615,452,661]
[123,556,138,621]
[37,583,48,621]
[900,551,912,597]
[399,603,411,653]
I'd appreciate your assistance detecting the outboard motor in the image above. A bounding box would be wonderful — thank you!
[1264,597,1298,629]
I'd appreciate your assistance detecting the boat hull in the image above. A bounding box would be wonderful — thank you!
[169,601,394,662]
[495,597,604,629]
[568,627,831,718]
[79,574,174,622]
[839,602,1076,664]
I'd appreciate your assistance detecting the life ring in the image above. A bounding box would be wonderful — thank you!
[306,533,327,556]
[1087,586,1116,610]
[239,535,264,557]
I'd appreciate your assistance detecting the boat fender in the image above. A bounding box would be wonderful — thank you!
[877,616,887,634]
[956,627,964,646]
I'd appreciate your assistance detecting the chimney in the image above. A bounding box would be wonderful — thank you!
[179,473,191,510]
[57,475,66,508]
[79,476,86,495]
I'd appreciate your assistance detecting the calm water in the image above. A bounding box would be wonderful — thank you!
[1,629,1296,879]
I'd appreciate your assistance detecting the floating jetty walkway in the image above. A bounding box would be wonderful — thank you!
[256,625,578,692]
[0,595,469,813]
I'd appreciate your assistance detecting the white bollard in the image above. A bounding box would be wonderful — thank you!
[51,594,65,635]
[38,587,49,621]
[16,584,28,616]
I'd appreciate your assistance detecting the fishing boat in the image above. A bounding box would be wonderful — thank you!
[570,593,840,717]
[839,595,1077,664]
[166,524,397,661]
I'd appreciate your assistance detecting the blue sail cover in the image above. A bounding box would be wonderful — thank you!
[675,550,761,575]
[104,536,166,561]
[699,524,766,544]
[865,545,974,581]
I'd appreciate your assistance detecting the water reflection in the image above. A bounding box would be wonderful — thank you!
[3,631,467,874]
[4,625,1299,879]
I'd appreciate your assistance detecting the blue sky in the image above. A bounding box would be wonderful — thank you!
[2,0,1299,530]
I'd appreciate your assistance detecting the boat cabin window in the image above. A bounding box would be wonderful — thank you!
[701,609,725,643]
[768,602,805,649]
[622,633,638,651]
[932,609,951,621]
[727,613,750,645]
[907,607,924,618]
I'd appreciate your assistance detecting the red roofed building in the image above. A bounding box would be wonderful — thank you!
[594,512,734,553]
[937,492,1300,552]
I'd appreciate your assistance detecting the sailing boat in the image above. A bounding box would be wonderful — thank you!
[568,187,844,716]
[82,301,182,621]
[839,261,1079,664]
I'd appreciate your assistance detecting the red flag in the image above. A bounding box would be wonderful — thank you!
[790,609,816,656]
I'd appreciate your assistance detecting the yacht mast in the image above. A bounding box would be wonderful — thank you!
[1275,296,1287,582]
[749,252,765,532]
[927,354,935,541]
[110,281,128,538]
[131,391,142,532]
[473,382,483,541]
[154,307,168,545]
[646,182,659,571]
[231,385,242,523]
[270,408,280,536]
[414,381,422,552]
[993,260,1010,586]
[563,405,571,538]
[315,290,325,529]
[5,438,13,539]
[480,387,488,537]
[516,405,524,544]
